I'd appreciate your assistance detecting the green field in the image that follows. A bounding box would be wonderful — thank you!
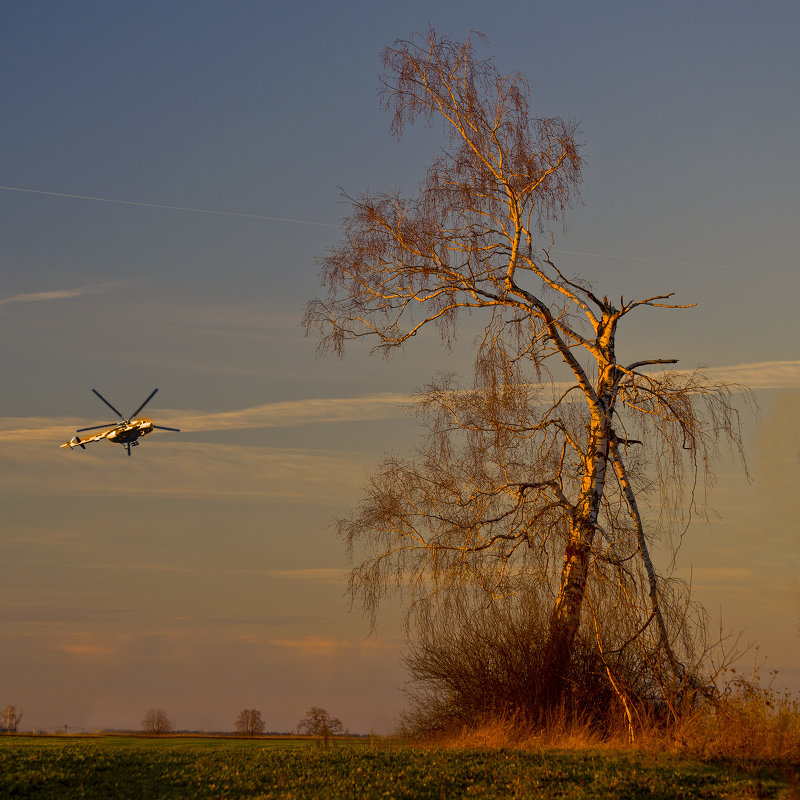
[0,735,796,798]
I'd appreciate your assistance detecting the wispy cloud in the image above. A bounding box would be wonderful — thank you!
[59,642,118,658]
[53,631,134,660]
[0,282,119,308]
[0,394,409,444]
[3,359,799,449]
[66,562,346,583]
[1,440,371,500]
[0,417,81,442]
[552,248,795,277]
[698,360,800,390]
[161,394,409,432]
[0,604,332,632]
[0,605,139,625]
[265,636,399,657]
[265,568,345,583]
[44,630,400,665]
[2,361,797,448]
[548,360,800,392]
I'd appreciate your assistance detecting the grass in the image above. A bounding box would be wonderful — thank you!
[1,735,798,798]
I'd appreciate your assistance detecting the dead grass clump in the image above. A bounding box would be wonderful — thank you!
[404,688,800,764]
[423,715,535,751]
[671,671,800,763]
[404,708,631,752]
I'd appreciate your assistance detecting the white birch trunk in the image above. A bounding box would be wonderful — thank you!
[544,319,618,694]
[545,415,609,668]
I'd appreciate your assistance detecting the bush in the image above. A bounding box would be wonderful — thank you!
[398,586,708,740]
[399,592,800,762]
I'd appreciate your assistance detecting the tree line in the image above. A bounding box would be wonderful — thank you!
[2,704,345,741]
[140,706,344,743]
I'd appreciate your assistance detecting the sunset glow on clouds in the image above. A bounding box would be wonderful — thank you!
[3,359,800,444]
[0,283,119,307]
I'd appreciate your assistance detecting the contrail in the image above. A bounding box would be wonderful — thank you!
[549,248,782,274]
[1,185,784,274]
[0,185,338,227]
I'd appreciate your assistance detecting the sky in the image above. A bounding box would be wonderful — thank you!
[1,1,798,734]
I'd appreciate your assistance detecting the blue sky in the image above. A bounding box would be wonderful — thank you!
[1,1,798,733]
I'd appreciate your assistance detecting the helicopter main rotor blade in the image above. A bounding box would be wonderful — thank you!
[153,425,180,432]
[76,423,117,432]
[130,388,159,419]
[92,389,125,420]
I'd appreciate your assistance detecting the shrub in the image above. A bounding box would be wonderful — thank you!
[398,585,715,742]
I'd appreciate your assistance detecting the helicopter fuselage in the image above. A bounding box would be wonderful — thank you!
[102,419,155,444]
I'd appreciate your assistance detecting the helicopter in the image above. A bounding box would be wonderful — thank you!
[61,388,180,456]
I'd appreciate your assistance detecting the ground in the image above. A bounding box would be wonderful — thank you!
[0,735,797,798]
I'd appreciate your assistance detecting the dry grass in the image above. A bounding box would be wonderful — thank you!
[670,677,800,763]
[409,709,626,752]
[409,682,800,766]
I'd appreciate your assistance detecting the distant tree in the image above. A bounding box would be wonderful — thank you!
[141,707,173,736]
[1,705,22,733]
[235,708,265,736]
[297,706,343,747]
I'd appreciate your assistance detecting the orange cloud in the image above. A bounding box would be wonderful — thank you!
[59,643,117,657]
[266,636,399,658]
[0,282,119,307]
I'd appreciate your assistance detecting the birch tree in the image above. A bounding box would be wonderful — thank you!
[304,28,747,715]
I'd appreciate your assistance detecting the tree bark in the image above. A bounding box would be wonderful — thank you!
[541,324,618,702]
[542,414,610,701]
